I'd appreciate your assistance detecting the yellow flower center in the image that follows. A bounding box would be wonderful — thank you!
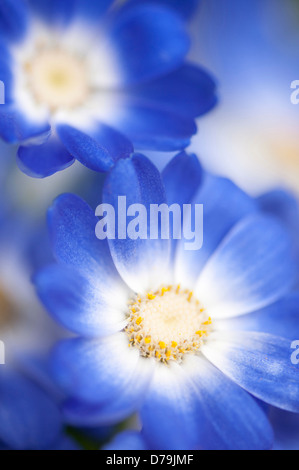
[125,285,213,364]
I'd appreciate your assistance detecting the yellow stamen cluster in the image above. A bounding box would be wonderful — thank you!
[26,49,88,111]
[125,285,212,364]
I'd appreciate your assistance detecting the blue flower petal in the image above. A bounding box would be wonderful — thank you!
[258,189,299,281]
[51,334,152,407]
[103,153,171,292]
[141,356,273,451]
[108,3,189,84]
[17,135,74,178]
[157,0,200,20]
[103,431,147,451]
[56,122,133,172]
[162,151,202,256]
[196,215,295,318]
[175,174,257,287]
[0,105,50,144]
[0,370,62,450]
[183,356,273,450]
[218,293,299,341]
[0,0,29,43]
[130,64,217,118]
[258,189,299,225]
[49,434,81,451]
[127,0,200,20]
[163,152,203,206]
[62,364,152,426]
[112,104,196,151]
[202,331,299,413]
[270,408,299,450]
[28,0,113,27]
[48,193,118,280]
[35,264,129,337]
[28,0,73,27]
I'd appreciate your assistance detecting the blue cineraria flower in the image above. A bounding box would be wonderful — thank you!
[35,152,299,450]
[0,0,216,178]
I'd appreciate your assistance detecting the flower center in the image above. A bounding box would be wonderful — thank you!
[25,49,88,111]
[125,285,212,364]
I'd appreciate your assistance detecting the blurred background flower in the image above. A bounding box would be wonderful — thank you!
[0,0,216,178]
[190,0,299,195]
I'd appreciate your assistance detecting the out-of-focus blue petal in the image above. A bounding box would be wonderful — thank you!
[0,0,29,43]
[48,435,81,450]
[51,334,152,407]
[35,264,128,337]
[0,441,9,449]
[27,0,74,27]
[269,408,299,450]
[28,0,113,27]
[103,431,148,451]
[56,123,133,173]
[196,215,295,319]
[103,153,171,292]
[202,331,299,413]
[0,371,62,450]
[112,104,196,151]
[175,174,257,287]
[108,3,189,84]
[47,193,118,280]
[218,293,299,341]
[258,189,299,227]
[140,362,205,450]
[62,362,152,426]
[0,105,50,144]
[183,356,273,450]
[17,135,74,178]
[130,64,217,118]
[162,152,203,206]
[74,0,114,21]
[127,0,200,20]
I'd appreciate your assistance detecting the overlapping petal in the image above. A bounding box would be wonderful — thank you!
[17,134,74,178]
[103,154,171,292]
[0,371,62,450]
[107,3,190,84]
[202,331,299,412]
